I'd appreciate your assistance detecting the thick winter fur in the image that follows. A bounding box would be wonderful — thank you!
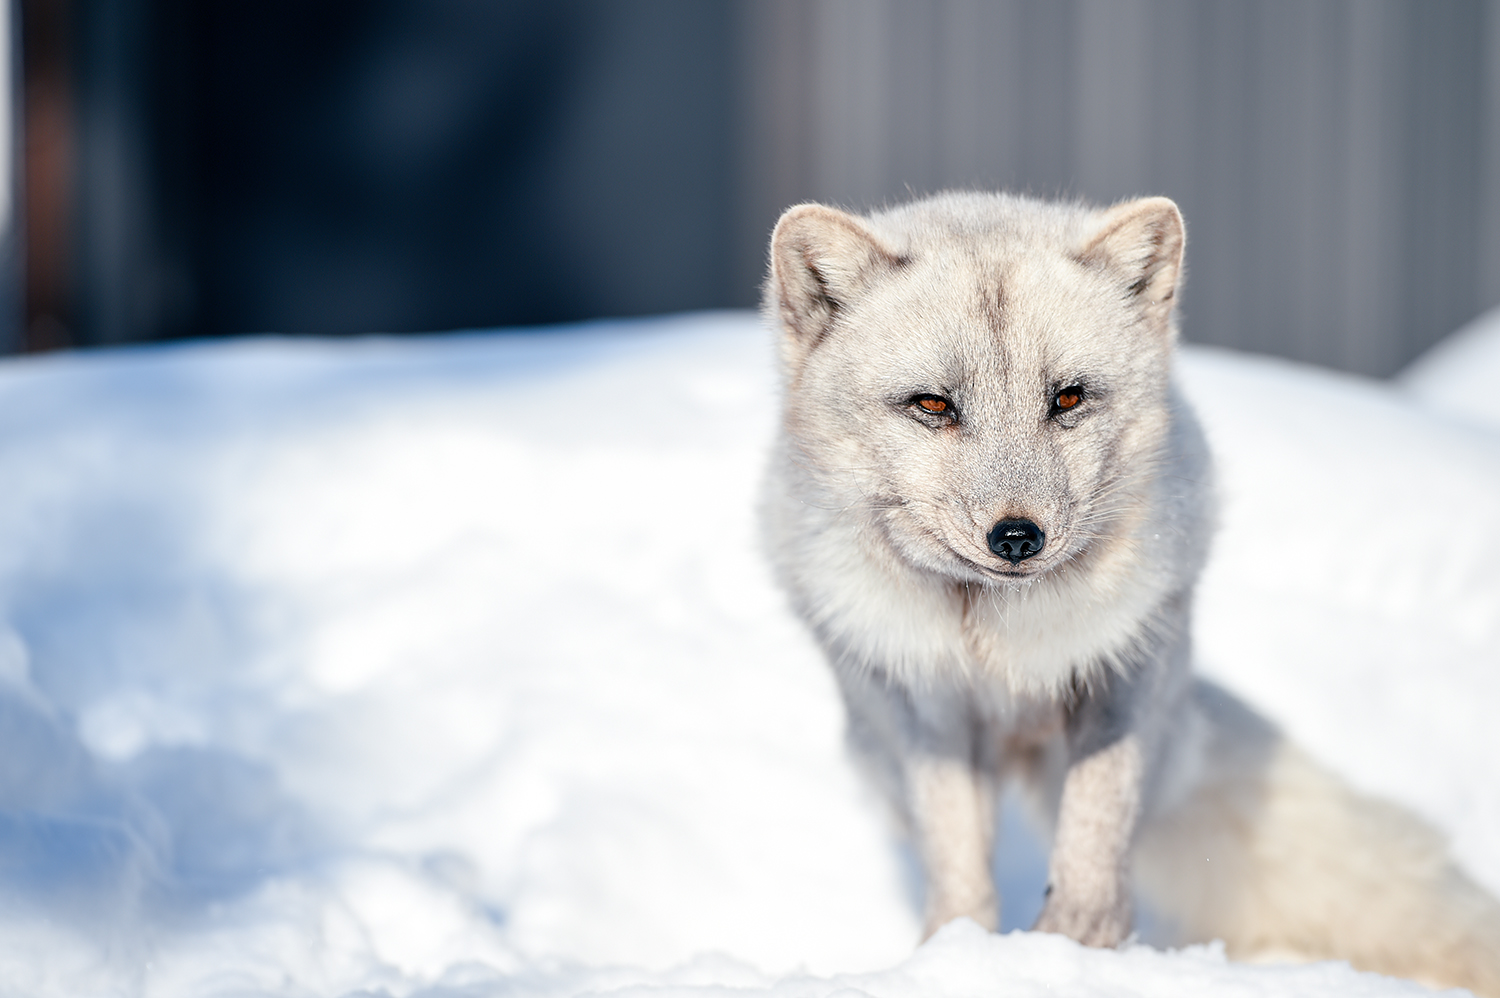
[762,192,1500,994]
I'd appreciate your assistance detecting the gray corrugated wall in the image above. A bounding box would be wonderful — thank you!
[737,0,1500,376]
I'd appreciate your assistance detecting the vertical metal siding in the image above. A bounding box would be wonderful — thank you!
[738,0,1500,376]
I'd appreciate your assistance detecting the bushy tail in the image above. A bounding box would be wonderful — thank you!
[1135,681,1500,996]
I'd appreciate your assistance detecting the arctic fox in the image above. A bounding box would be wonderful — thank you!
[761,192,1500,994]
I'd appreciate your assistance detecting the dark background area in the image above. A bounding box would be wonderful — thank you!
[44,0,739,346]
[13,0,1500,375]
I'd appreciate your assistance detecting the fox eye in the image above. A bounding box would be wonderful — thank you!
[904,393,957,424]
[1053,387,1084,411]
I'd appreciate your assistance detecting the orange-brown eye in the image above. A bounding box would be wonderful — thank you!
[919,397,948,413]
[1055,390,1081,410]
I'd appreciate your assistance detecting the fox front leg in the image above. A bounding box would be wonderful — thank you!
[1033,666,1155,946]
[1032,728,1143,946]
[835,667,1000,936]
[907,750,998,936]
[1033,600,1191,948]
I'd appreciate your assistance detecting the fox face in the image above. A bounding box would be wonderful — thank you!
[769,194,1186,590]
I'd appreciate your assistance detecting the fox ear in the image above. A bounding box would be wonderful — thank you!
[769,203,900,357]
[1079,196,1185,320]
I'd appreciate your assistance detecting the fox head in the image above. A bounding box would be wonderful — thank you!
[766,193,1186,588]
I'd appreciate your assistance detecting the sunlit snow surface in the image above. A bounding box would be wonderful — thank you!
[0,308,1496,997]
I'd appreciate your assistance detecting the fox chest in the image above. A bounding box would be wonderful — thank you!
[959,582,1162,695]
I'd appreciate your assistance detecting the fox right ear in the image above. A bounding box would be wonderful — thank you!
[769,204,899,357]
[1078,196,1185,326]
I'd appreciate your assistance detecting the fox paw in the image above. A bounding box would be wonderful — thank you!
[1032,891,1131,948]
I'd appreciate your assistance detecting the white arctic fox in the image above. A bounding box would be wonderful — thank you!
[761,192,1500,994]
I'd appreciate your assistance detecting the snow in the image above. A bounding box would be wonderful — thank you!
[1398,304,1500,433]
[0,308,1494,997]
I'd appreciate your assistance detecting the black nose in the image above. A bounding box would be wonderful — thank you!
[987,519,1044,564]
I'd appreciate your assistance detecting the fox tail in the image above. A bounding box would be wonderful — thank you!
[1134,681,1500,996]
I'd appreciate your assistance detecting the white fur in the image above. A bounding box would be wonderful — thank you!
[763,191,1500,995]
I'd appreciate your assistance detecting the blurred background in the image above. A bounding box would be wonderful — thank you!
[5,0,1500,375]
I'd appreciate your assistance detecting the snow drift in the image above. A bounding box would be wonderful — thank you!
[0,308,1495,997]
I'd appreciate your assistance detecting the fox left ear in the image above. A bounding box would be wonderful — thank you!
[768,203,901,365]
[1078,196,1185,321]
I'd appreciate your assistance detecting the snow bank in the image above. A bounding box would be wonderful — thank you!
[0,310,1494,997]
[1399,304,1500,433]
